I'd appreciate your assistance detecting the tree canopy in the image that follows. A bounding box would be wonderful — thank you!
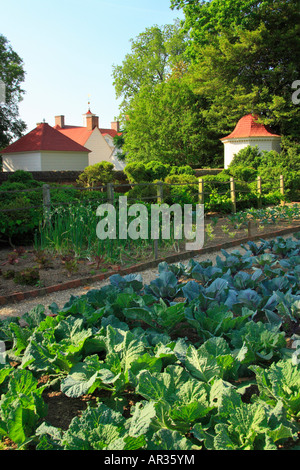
[171,0,300,138]
[112,21,188,112]
[113,1,300,168]
[122,78,222,167]
[0,35,26,149]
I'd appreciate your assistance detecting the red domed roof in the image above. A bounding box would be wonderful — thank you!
[221,114,281,140]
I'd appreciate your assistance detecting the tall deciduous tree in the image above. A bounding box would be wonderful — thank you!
[0,35,26,149]
[122,78,222,167]
[171,0,300,140]
[112,20,188,112]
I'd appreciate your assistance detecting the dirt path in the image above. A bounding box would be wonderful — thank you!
[1,230,298,320]
[0,246,241,319]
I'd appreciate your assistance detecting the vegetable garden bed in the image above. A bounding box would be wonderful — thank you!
[1,203,300,299]
[0,233,300,450]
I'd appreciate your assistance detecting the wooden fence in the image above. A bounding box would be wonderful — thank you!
[0,174,286,217]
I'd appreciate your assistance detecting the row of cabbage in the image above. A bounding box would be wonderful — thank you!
[0,234,300,450]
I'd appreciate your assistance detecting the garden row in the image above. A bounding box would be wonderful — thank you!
[0,234,300,450]
[1,140,299,246]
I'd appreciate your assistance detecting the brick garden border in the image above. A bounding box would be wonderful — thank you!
[0,224,299,307]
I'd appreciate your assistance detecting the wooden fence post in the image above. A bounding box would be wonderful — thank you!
[107,183,114,205]
[42,184,51,223]
[156,181,163,204]
[198,178,204,205]
[230,177,236,213]
[280,175,285,205]
[154,181,164,260]
[257,175,262,208]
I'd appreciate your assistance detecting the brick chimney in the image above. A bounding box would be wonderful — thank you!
[55,115,65,128]
[86,113,99,131]
[111,121,120,132]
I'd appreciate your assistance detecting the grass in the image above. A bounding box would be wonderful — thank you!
[34,201,300,266]
[34,201,184,265]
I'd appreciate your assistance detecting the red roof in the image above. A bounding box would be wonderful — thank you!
[1,123,91,154]
[221,114,281,140]
[54,125,93,146]
[55,125,121,145]
[100,129,122,138]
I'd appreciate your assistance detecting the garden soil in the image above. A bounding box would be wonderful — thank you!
[0,219,300,449]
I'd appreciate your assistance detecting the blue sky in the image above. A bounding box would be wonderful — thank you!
[1,0,184,132]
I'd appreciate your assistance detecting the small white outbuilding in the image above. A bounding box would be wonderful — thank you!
[221,114,282,169]
[1,122,90,171]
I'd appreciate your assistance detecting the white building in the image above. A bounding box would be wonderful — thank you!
[1,107,125,172]
[1,122,90,171]
[221,114,282,168]
[54,109,125,170]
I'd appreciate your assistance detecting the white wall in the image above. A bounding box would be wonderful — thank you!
[2,152,42,172]
[85,128,113,166]
[40,151,89,171]
[223,137,282,168]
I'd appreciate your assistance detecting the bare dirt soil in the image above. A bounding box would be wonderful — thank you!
[0,216,299,298]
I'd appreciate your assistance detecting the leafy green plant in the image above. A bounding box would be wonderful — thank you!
[0,369,47,446]
[250,360,300,419]
[77,162,114,188]
[13,267,40,286]
[1,234,300,450]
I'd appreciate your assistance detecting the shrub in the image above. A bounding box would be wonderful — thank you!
[0,195,42,243]
[226,166,258,183]
[7,170,35,185]
[205,190,232,213]
[125,183,157,202]
[200,172,231,196]
[123,162,148,183]
[48,185,80,205]
[145,161,171,181]
[169,165,194,176]
[228,143,300,202]
[77,162,115,188]
[229,145,262,169]
[164,174,198,205]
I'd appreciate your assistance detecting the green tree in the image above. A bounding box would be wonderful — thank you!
[0,35,26,149]
[112,20,188,112]
[113,130,126,162]
[122,78,221,167]
[171,0,300,140]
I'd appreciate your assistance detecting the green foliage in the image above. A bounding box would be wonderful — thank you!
[6,170,35,184]
[145,161,171,182]
[125,183,157,203]
[0,369,47,445]
[169,164,194,176]
[0,34,26,148]
[164,174,198,205]
[227,166,257,183]
[0,193,42,242]
[123,162,148,183]
[77,162,115,188]
[112,20,188,111]
[228,144,300,201]
[1,235,300,449]
[112,0,300,170]
[122,79,221,166]
[171,0,300,140]
[124,161,194,184]
[229,146,262,169]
